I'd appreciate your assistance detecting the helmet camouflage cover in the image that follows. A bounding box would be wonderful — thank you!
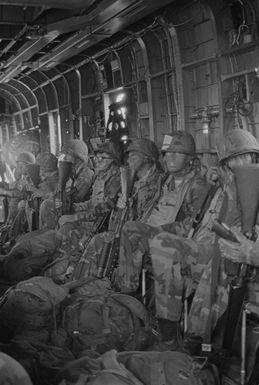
[62,139,89,162]
[95,141,121,163]
[165,131,196,157]
[217,129,259,163]
[16,151,36,165]
[126,138,159,162]
[36,152,58,172]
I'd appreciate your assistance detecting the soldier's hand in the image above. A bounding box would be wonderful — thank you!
[17,200,26,210]
[218,226,256,265]
[73,202,86,212]
[59,214,75,227]
[32,190,43,199]
[206,167,220,185]
[116,193,127,209]
[54,198,62,209]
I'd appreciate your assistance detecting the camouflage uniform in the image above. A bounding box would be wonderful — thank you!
[34,153,59,229]
[149,176,240,330]
[54,142,121,258]
[40,141,94,229]
[6,152,36,225]
[117,168,209,294]
[74,163,164,279]
[68,160,94,203]
[70,141,122,223]
[6,152,36,239]
[116,132,209,295]
[149,129,259,340]
[71,138,165,279]
[59,162,121,261]
[61,139,94,203]
[218,206,259,309]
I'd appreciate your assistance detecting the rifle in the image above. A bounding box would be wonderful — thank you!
[96,166,135,280]
[188,182,219,238]
[212,164,259,354]
[25,163,41,230]
[57,160,73,215]
[25,164,41,188]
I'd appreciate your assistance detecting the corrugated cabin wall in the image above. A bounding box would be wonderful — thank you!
[105,0,221,167]
[112,0,259,168]
[3,0,259,170]
[168,0,221,168]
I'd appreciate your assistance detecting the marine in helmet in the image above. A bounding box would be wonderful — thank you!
[2,151,35,199]
[108,130,209,350]
[0,151,35,219]
[145,128,259,353]
[59,139,94,204]
[216,131,259,257]
[50,137,164,283]
[28,152,59,198]
[40,139,94,230]
[71,140,122,216]
[0,151,37,241]
[14,151,36,180]
[25,152,59,230]
[54,141,122,265]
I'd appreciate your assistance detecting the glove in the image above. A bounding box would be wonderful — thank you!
[218,226,257,265]
[116,193,127,209]
[206,166,220,185]
[59,214,76,227]
[17,200,26,210]
[54,198,63,209]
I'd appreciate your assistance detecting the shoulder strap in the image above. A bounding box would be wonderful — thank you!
[202,190,228,350]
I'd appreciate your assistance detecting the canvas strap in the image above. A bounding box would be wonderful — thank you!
[202,190,228,350]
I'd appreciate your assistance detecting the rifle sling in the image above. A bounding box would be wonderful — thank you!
[191,183,219,237]
[203,190,228,347]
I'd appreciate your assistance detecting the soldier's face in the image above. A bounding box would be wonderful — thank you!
[16,161,27,175]
[40,169,54,181]
[94,152,113,172]
[128,151,147,172]
[164,152,190,173]
[227,153,253,170]
[59,153,75,164]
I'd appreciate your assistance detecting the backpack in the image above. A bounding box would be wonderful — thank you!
[0,352,33,385]
[43,255,71,284]
[56,349,144,385]
[118,351,220,385]
[2,229,62,281]
[0,276,69,340]
[62,292,155,355]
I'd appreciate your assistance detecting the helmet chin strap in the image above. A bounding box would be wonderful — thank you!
[171,158,194,178]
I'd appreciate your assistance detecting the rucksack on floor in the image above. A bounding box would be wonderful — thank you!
[0,276,69,341]
[43,255,71,284]
[118,351,220,385]
[57,349,144,385]
[2,229,62,281]
[62,292,155,355]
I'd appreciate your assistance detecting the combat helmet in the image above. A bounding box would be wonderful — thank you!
[62,139,89,162]
[16,151,36,165]
[126,138,159,162]
[217,129,259,163]
[165,131,196,157]
[95,141,121,163]
[36,152,58,172]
